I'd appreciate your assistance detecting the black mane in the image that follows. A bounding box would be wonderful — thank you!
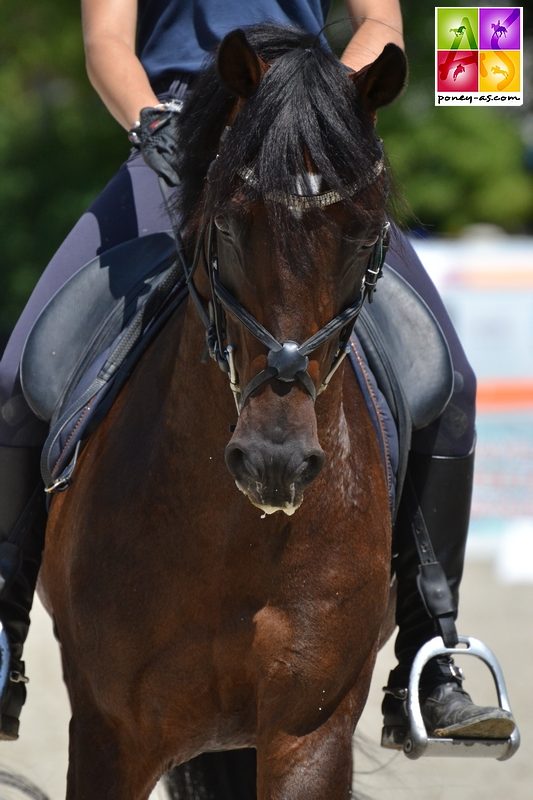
[176,24,389,249]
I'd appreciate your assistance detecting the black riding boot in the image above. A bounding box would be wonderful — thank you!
[0,446,46,740]
[382,449,515,748]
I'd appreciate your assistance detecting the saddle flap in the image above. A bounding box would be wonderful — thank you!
[20,232,177,422]
[356,263,454,431]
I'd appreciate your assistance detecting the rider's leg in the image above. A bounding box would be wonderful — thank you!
[381,227,515,745]
[0,445,46,740]
[0,149,173,739]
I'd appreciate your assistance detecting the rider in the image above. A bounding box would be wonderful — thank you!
[0,0,515,744]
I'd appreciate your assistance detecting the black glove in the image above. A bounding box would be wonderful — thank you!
[128,102,182,187]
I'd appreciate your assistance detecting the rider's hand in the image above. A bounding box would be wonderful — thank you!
[128,102,182,187]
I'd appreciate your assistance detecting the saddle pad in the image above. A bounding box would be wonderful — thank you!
[40,283,186,492]
[21,232,178,422]
[349,335,399,513]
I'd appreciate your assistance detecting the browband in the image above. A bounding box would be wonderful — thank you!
[237,159,385,210]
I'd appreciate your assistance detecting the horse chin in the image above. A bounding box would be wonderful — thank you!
[234,481,303,517]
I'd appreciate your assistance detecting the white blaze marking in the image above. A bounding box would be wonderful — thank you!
[291,173,323,219]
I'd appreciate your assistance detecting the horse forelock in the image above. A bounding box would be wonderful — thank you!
[176,23,391,257]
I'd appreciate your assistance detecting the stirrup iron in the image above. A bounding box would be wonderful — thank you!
[403,635,520,760]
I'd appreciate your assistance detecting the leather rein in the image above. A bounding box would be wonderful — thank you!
[165,146,390,414]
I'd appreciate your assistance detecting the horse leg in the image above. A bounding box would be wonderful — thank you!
[256,702,357,800]
[66,704,163,800]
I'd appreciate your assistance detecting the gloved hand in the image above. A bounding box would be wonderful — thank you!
[128,101,182,186]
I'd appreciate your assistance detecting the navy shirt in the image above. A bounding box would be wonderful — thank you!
[137,0,331,85]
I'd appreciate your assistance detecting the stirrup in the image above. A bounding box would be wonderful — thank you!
[403,635,520,760]
[0,623,10,699]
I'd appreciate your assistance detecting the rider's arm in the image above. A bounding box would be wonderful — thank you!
[82,0,159,130]
[341,0,405,71]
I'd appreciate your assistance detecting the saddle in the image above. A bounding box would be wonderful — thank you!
[355,265,453,507]
[20,233,187,491]
[20,233,453,508]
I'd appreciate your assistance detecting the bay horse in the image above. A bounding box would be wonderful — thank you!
[40,25,407,800]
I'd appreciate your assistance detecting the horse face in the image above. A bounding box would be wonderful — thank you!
[194,30,406,514]
[219,199,382,515]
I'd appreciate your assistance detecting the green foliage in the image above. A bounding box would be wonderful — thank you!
[378,101,533,233]
[0,1,124,337]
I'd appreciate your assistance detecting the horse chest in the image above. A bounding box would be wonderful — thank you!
[243,597,376,733]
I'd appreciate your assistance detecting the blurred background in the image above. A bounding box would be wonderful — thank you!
[0,1,532,798]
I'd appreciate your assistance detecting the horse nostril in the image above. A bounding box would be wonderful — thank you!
[298,450,325,486]
[226,441,324,495]
[225,445,245,481]
[225,444,260,483]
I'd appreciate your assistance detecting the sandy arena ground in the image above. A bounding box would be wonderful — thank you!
[1,552,531,799]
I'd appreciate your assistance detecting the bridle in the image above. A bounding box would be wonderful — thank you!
[166,142,390,414]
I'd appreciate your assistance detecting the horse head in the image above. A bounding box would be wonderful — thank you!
[178,26,406,515]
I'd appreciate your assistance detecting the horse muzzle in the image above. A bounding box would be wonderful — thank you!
[225,436,325,515]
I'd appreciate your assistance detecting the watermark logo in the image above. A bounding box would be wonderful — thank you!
[436,7,523,106]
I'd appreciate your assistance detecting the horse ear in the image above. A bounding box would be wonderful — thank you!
[350,43,408,112]
[217,29,267,99]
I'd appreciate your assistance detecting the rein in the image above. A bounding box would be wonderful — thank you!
[163,146,390,414]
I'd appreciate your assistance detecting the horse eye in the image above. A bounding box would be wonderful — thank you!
[360,235,379,249]
[214,214,231,235]
[343,234,379,249]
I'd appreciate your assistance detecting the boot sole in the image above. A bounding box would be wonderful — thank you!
[382,714,515,749]
[433,713,516,739]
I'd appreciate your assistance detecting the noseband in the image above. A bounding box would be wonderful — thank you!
[169,149,390,414]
